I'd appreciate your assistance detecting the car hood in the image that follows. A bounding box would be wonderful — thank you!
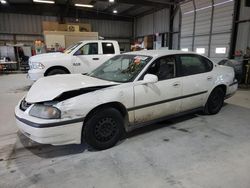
[29,52,69,62]
[26,74,118,103]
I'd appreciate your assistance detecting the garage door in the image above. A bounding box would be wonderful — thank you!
[180,0,234,63]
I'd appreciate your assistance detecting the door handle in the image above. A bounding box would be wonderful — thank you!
[207,76,213,80]
[92,58,99,60]
[172,82,180,87]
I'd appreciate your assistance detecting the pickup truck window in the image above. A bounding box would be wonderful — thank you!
[64,42,82,54]
[74,43,98,55]
[102,42,115,54]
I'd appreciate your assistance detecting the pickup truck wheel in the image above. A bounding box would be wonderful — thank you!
[204,87,225,115]
[83,108,124,150]
[47,69,67,76]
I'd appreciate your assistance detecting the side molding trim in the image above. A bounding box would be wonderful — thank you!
[127,91,208,111]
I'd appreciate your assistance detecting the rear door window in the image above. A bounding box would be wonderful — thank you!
[102,42,115,54]
[179,55,212,76]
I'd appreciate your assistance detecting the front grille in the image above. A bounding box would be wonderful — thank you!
[20,99,31,111]
[28,60,33,69]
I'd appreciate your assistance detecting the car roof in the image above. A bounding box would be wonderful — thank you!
[125,49,197,58]
[78,40,117,43]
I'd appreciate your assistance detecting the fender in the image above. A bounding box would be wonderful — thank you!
[204,65,235,104]
[44,66,71,76]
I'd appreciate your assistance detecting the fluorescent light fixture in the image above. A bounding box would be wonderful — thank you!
[196,48,205,54]
[196,5,212,12]
[75,3,94,8]
[181,48,189,52]
[215,47,227,54]
[1,0,7,4]
[183,10,194,15]
[33,0,55,4]
[109,0,115,2]
[113,10,118,14]
[214,0,233,7]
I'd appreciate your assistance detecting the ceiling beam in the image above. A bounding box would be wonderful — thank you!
[96,0,174,7]
[135,6,167,17]
[119,5,141,15]
[70,7,133,20]
[103,3,118,12]
[89,0,97,5]
[0,3,133,21]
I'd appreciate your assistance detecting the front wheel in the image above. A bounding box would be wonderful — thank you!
[47,68,67,76]
[83,108,125,150]
[204,87,225,115]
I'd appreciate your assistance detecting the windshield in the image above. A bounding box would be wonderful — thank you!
[64,42,82,54]
[88,54,152,83]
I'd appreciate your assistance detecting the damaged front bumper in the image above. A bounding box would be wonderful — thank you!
[15,105,84,145]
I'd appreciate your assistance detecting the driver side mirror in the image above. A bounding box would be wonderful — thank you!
[143,74,158,84]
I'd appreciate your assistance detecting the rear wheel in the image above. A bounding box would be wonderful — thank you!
[83,108,124,150]
[204,87,225,115]
[47,68,67,76]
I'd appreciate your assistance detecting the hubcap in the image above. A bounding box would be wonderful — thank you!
[94,117,118,142]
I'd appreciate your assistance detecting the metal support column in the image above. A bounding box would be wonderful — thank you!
[208,0,214,58]
[169,5,174,49]
[192,0,196,51]
[229,0,241,59]
[178,4,182,50]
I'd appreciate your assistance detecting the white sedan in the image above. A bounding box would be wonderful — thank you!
[15,50,238,150]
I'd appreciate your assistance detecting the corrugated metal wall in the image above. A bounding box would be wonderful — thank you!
[211,0,234,62]
[180,0,234,62]
[0,13,57,34]
[235,0,250,52]
[172,9,180,50]
[0,13,133,47]
[173,9,180,33]
[0,13,56,45]
[135,8,170,37]
[136,14,154,37]
[195,0,212,35]
[65,17,132,38]
[180,1,194,50]
[193,0,212,57]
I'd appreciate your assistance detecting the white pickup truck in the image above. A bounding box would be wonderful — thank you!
[28,40,120,81]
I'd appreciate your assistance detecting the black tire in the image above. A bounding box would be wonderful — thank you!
[47,69,67,76]
[83,108,125,150]
[204,87,225,115]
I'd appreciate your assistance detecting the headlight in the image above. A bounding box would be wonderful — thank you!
[30,62,45,69]
[29,104,61,119]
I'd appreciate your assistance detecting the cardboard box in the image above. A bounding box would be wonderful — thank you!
[79,24,91,32]
[67,23,91,32]
[42,21,59,31]
[44,31,98,48]
[67,25,80,32]
[42,21,91,32]
[144,36,153,49]
[57,24,67,31]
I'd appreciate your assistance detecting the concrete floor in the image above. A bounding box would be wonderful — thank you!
[0,74,250,188]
